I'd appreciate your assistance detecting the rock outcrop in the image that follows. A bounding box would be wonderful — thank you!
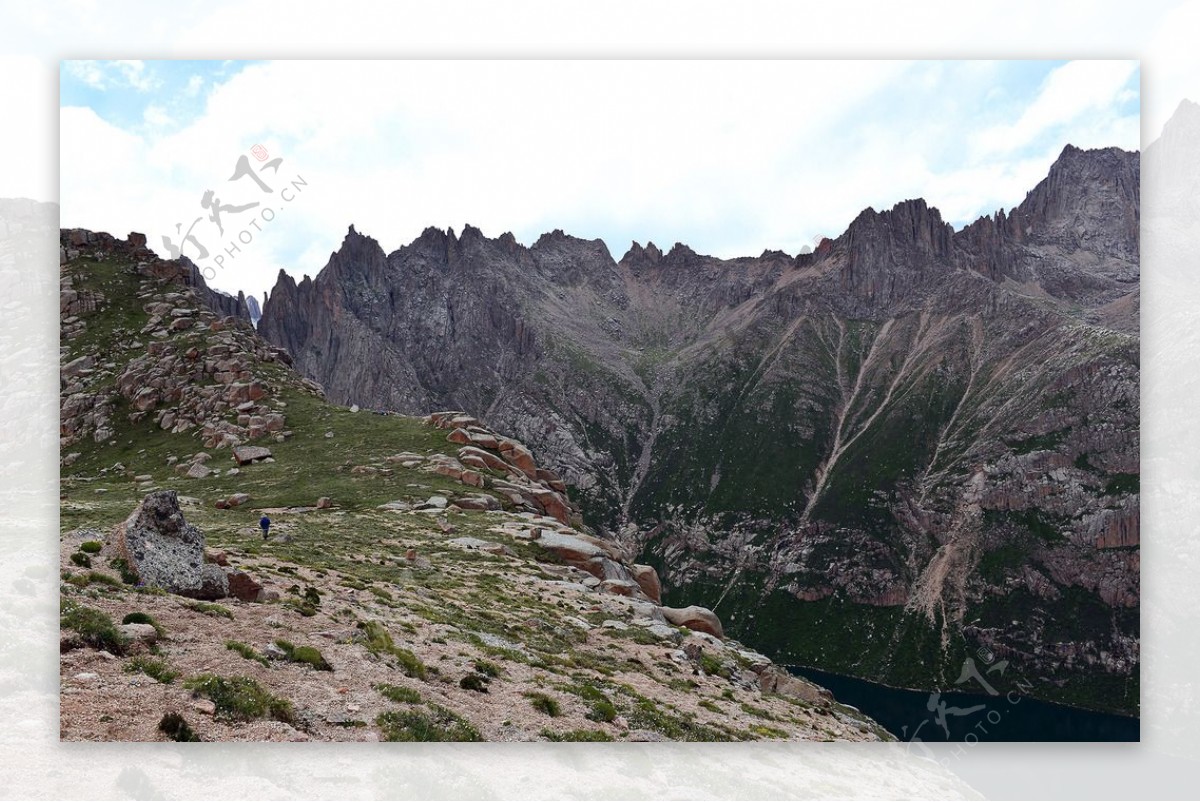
[111,490,227,599]
[59,230,304,451]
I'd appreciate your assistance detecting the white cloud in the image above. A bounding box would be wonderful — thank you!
[58,59,1141,301]
[62,59,160,92]
[142,104,173,128]
[113,59,157,91]
[64,60,105,90]
[973,61,1138,158]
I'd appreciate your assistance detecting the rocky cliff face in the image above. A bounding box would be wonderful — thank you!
[259,145,1140,714]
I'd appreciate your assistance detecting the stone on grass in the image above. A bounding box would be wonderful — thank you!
[185,462,211,479]
[232,445,272,466]
[416,495,448,510]
[111,490,227,599]
[117,623,158,645]
[225,569,264,602]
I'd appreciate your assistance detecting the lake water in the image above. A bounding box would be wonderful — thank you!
[787,665,1139,742]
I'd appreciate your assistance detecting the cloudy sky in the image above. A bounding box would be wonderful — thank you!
[59,59,1139,300]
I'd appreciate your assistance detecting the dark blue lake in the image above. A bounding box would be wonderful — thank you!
[787,665,1139,742]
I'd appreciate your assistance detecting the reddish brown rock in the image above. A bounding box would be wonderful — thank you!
[661,605,724,639]
[531,488,570,525]
[225,570,264,602]
[458,446,509,472]
[630,564,662,604]
[498,440,538,478]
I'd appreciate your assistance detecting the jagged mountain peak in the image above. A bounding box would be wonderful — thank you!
[621,240,664,268]
[839,197,953,252]
[251,147,1139,716]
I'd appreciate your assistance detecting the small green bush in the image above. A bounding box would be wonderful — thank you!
[358,621,427,679]
[122,611,165,637]
[66,571,123,589]
[749,723,790,738]
[375,705,481,742]
[61,600,126,654]
[739,702,777,721]
[540,728,614,742]
[79,541,103,554]
[69,552,91,568]
[587,698,617,723]
[183,674,294,723]
[158,712,201,742]
[108,557,138,585]
[225,640,270,667]
[183,601,233,619]
[375,683,421,704]
[698,652,732,679]
[459,673,489,693]
[525,692,561,717]
[125,656,179,684]
[473,659,501,678]
[273,639,332,671]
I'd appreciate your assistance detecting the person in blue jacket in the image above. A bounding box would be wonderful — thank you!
[259,514,271,540]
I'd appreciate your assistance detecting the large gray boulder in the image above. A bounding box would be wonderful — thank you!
[111,490,227,599]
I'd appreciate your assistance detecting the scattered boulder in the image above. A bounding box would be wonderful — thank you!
[599,579,643,597]
[62,354,95,378]
[316,496,332,509]
[536,531,603,562]
[385,451,425,464]
[447,537,514,556]
[232,445,273,465]
[378,500,412,512]
[111,490,227,599]
[457,446,509,472]
[530,488,570,525]
[497,440,538,478]
[117,623,158,646]
[452,495,500,511]
[661,605,724,639]
[416,495,449,510]
[756,665,833,704]
[630,564,662,603]
[225,570,264,602]
[184,462,211,480]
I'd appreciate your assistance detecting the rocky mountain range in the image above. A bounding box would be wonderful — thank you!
[58,230,888,743]
[258,144,1140,714]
